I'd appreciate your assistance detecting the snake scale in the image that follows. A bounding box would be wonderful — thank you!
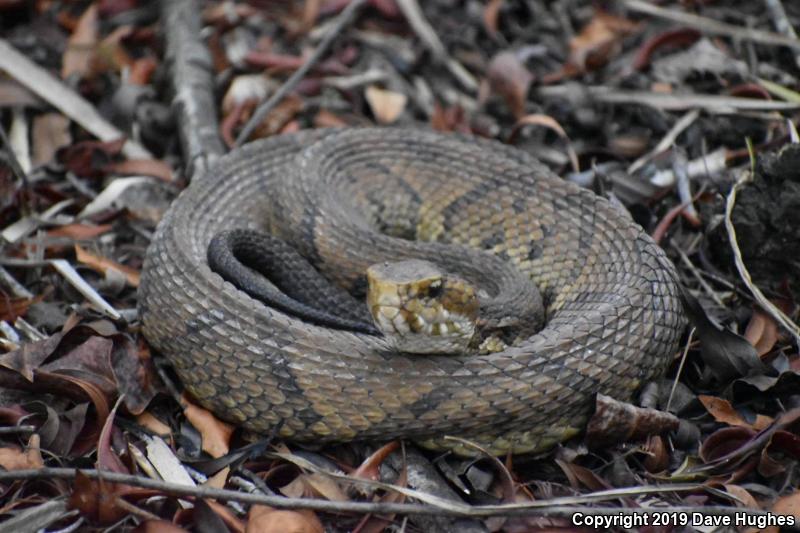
[139,128,686,455]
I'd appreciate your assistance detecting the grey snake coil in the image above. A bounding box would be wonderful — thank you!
[139,128,686,455]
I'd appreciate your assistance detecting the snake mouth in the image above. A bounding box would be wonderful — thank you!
[366,259,479,354]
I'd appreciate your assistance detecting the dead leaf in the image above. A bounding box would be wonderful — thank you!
[47,224,114,240]
[745,307,782,357]
[136,412,171,436]
[133,520,190,533]
[483,0,504,39]
[246,505,323,533]
[97,399,128,474]
[106,159,174,182]
[365,86,407,124]
[723,483,759,508]
[280,473,348,502]
[567,11,640,72]
[772,490,800,524]
[0,434,44,470]
[32,113,71,166]
[642,435,669,473]
[508,114,579,172]
[681,287,770,383]
[698,395,773,431]
[353,441,399,481]
[487,51,533,118]
[57,138,126,179]
[75,244,141,287]
[62,3,99,79]
[632,27,701,71]
[181,393,234,459]
[68,471,129,525]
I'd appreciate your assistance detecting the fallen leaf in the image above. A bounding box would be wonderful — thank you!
[136,412,171,436]
[75,244,141,287]
[57,138,126,179]
[483,0,504,39]
[632,27,701,71]
[698,395,773,431]
[62,3,99,79]
[246,505,323,533]
[772,490,800,523]
[133,520,190,533]
[365,86,407,124]
[106,159,174,182]
[0,434,44,470]
[508,114,579,172]
[567,11,640,72]
[32,113,71,166]
[181,393,234,459]
[744,307,783,357]
[280,473,348,502]
[48,224,114,240]
[681,288,770,383]
[487,51,533,118]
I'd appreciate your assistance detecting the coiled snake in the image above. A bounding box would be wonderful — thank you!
[139,128,686,455]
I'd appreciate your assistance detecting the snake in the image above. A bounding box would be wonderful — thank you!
[138,128,686,456]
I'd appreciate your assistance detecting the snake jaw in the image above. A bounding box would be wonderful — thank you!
[366,259,479,354]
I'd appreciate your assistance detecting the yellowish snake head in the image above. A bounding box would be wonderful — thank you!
[366,259,479,354]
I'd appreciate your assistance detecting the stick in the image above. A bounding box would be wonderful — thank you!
[0,468,775,519]
[234,0,368,146]
[622,0,800,51]
[0,39,151,160]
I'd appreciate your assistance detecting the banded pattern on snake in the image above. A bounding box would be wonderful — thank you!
[139,128,686,455]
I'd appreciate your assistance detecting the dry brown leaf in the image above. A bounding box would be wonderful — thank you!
[246,505,323,533]
[509,113,579,172]
[745,307,781,357]
[75,244,141,287]
[0,434,44,470]
[279,472,348,502]
[698,395,774,431]
[772,490,800,523]
[32,113,71,166]
[136,412,171,436]
[106,159,174,182]
[483,0,504,39]
[487,51,533,118]
[567,11,640,72]
[724,484,759,508]
[62,3,99,79]
[642,435,669,473]
[181,393,233,458]
[133,520,190,533]
[48,224,114,240]
[365,86,407,124]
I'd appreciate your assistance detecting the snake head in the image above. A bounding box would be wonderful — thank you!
[366,259,479,354]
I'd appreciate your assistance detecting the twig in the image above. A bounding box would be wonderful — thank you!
[621,0,800,51]
[394,0,478,92]
[234,0,368,146]
[0,39,151,160]
[724,169,800,345]
[0,468,774,519]
[765,0,800,68]
[160,0,226,178]
[0,425,36,435]
[536,85,800,112]
[666,327,695,413]
[0,117,30,214]
[628,109,700,174]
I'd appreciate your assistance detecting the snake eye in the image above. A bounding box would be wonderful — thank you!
[428,281,443,299]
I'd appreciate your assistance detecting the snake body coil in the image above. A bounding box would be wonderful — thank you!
[139,128,686,455]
